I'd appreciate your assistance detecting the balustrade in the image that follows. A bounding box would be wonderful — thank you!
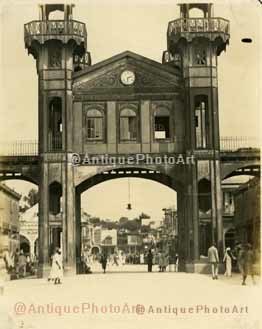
[168,18,230,36]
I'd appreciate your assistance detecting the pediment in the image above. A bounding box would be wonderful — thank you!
[73,51,180,94]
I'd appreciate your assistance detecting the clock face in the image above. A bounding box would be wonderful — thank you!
[120,70,135,85]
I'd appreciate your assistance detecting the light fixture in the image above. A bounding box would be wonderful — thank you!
[126,177,132,210]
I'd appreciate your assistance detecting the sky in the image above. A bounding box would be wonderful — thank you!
[0,0,260,220]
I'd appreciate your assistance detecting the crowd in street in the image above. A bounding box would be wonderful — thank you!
[79,247,179,275]
[2,248,36,280]
[1,242,258,286]
[208,242,258,285]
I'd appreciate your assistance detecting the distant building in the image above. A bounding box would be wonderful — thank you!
[0,183,21,256]
[19,204,38,257]
[233,177,260,251]
[87,226,118,254]
[222,184,238,249]
[127,235,142,253]
[162,207,177,237]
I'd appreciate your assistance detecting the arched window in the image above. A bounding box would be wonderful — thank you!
[49,97,62,151]
[49,181,62,215]
[120,108,137,141]
[86,109,104,141]
[154,107,170,140]
[198,178,211,213]
[195,95,209,148]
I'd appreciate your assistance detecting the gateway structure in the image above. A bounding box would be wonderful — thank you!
[23,3,232,276]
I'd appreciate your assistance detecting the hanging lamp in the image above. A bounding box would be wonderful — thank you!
[126,177,132,210]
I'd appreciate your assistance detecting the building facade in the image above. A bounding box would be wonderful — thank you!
[0,183,21,257]
[233,177,260,252]
[24,3,230,276]
[19,204,39,257]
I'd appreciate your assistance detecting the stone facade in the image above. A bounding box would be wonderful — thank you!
[0,183,21,257]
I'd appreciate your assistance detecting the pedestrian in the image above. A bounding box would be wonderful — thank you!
[48,251,55,282]
[3,248,13,274]
[82,247,92,274]
[147,249,153,272]
[140,253,144,265]
[208,243,219,280]
[239,243,255,285]
[112,252,119,266]
[51,248,63,284]
[18,250,27,278]
[174,253,179,272]
[100,252,107,274]
[163,252,169,272]
[13,248,20,278]
[223,247,235,277]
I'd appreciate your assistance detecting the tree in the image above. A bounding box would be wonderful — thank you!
[139,212,150,220]
[19,188,39,213]
[25,188,39,207]
[89,217,101,225]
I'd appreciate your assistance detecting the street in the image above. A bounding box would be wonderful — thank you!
[0,269,260,329]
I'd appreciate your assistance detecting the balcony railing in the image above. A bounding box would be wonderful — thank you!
[0,137,259,156]
[0,140,38,156]
[24,20,87,39]
[220,136,260,152]
[168,18,230,36]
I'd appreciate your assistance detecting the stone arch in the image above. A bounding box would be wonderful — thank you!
[75,166,183,195]
[224,228,236,250]
[221,162,260,180]
[0,174,39,185]
[74,165,183,274]
[20,235,31,254]
[189,7,205,18]
[91,245,101,255]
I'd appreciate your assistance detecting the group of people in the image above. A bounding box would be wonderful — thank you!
[208,243,256,285]
[3,248,35,279]
[146,249,179,272]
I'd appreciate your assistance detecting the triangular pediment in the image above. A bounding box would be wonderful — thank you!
[73,51,180,94]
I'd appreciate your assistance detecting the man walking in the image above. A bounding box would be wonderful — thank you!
[208,244,219,280]
[238,243,255,285]
[147,249,153,272]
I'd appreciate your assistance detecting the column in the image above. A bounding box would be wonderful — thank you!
[62,162,76,275]
[75,191,81,274]
[38,161,50,277]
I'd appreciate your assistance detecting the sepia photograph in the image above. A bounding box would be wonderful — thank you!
[0,0,261,328]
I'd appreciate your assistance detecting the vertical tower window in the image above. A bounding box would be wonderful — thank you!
[49,97,62,151]
[195,95,209,148]
[49,182,62,215]
[194,46,207,65]
[49,43,62,68]
[120,108,137,141]
[154,107,171,140]
[86,109,104,140]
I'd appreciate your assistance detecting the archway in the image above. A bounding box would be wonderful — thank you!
[75,168,181,274]
[224,228,236,250]
[20,235,30,254]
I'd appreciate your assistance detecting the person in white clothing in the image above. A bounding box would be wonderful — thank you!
[51,248,63,284]
[223,247,235,277]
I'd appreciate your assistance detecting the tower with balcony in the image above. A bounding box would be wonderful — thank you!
[24,4,89,276]
[167,3,230,270]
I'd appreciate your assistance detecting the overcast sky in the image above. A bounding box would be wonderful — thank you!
[0,0,260,220]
